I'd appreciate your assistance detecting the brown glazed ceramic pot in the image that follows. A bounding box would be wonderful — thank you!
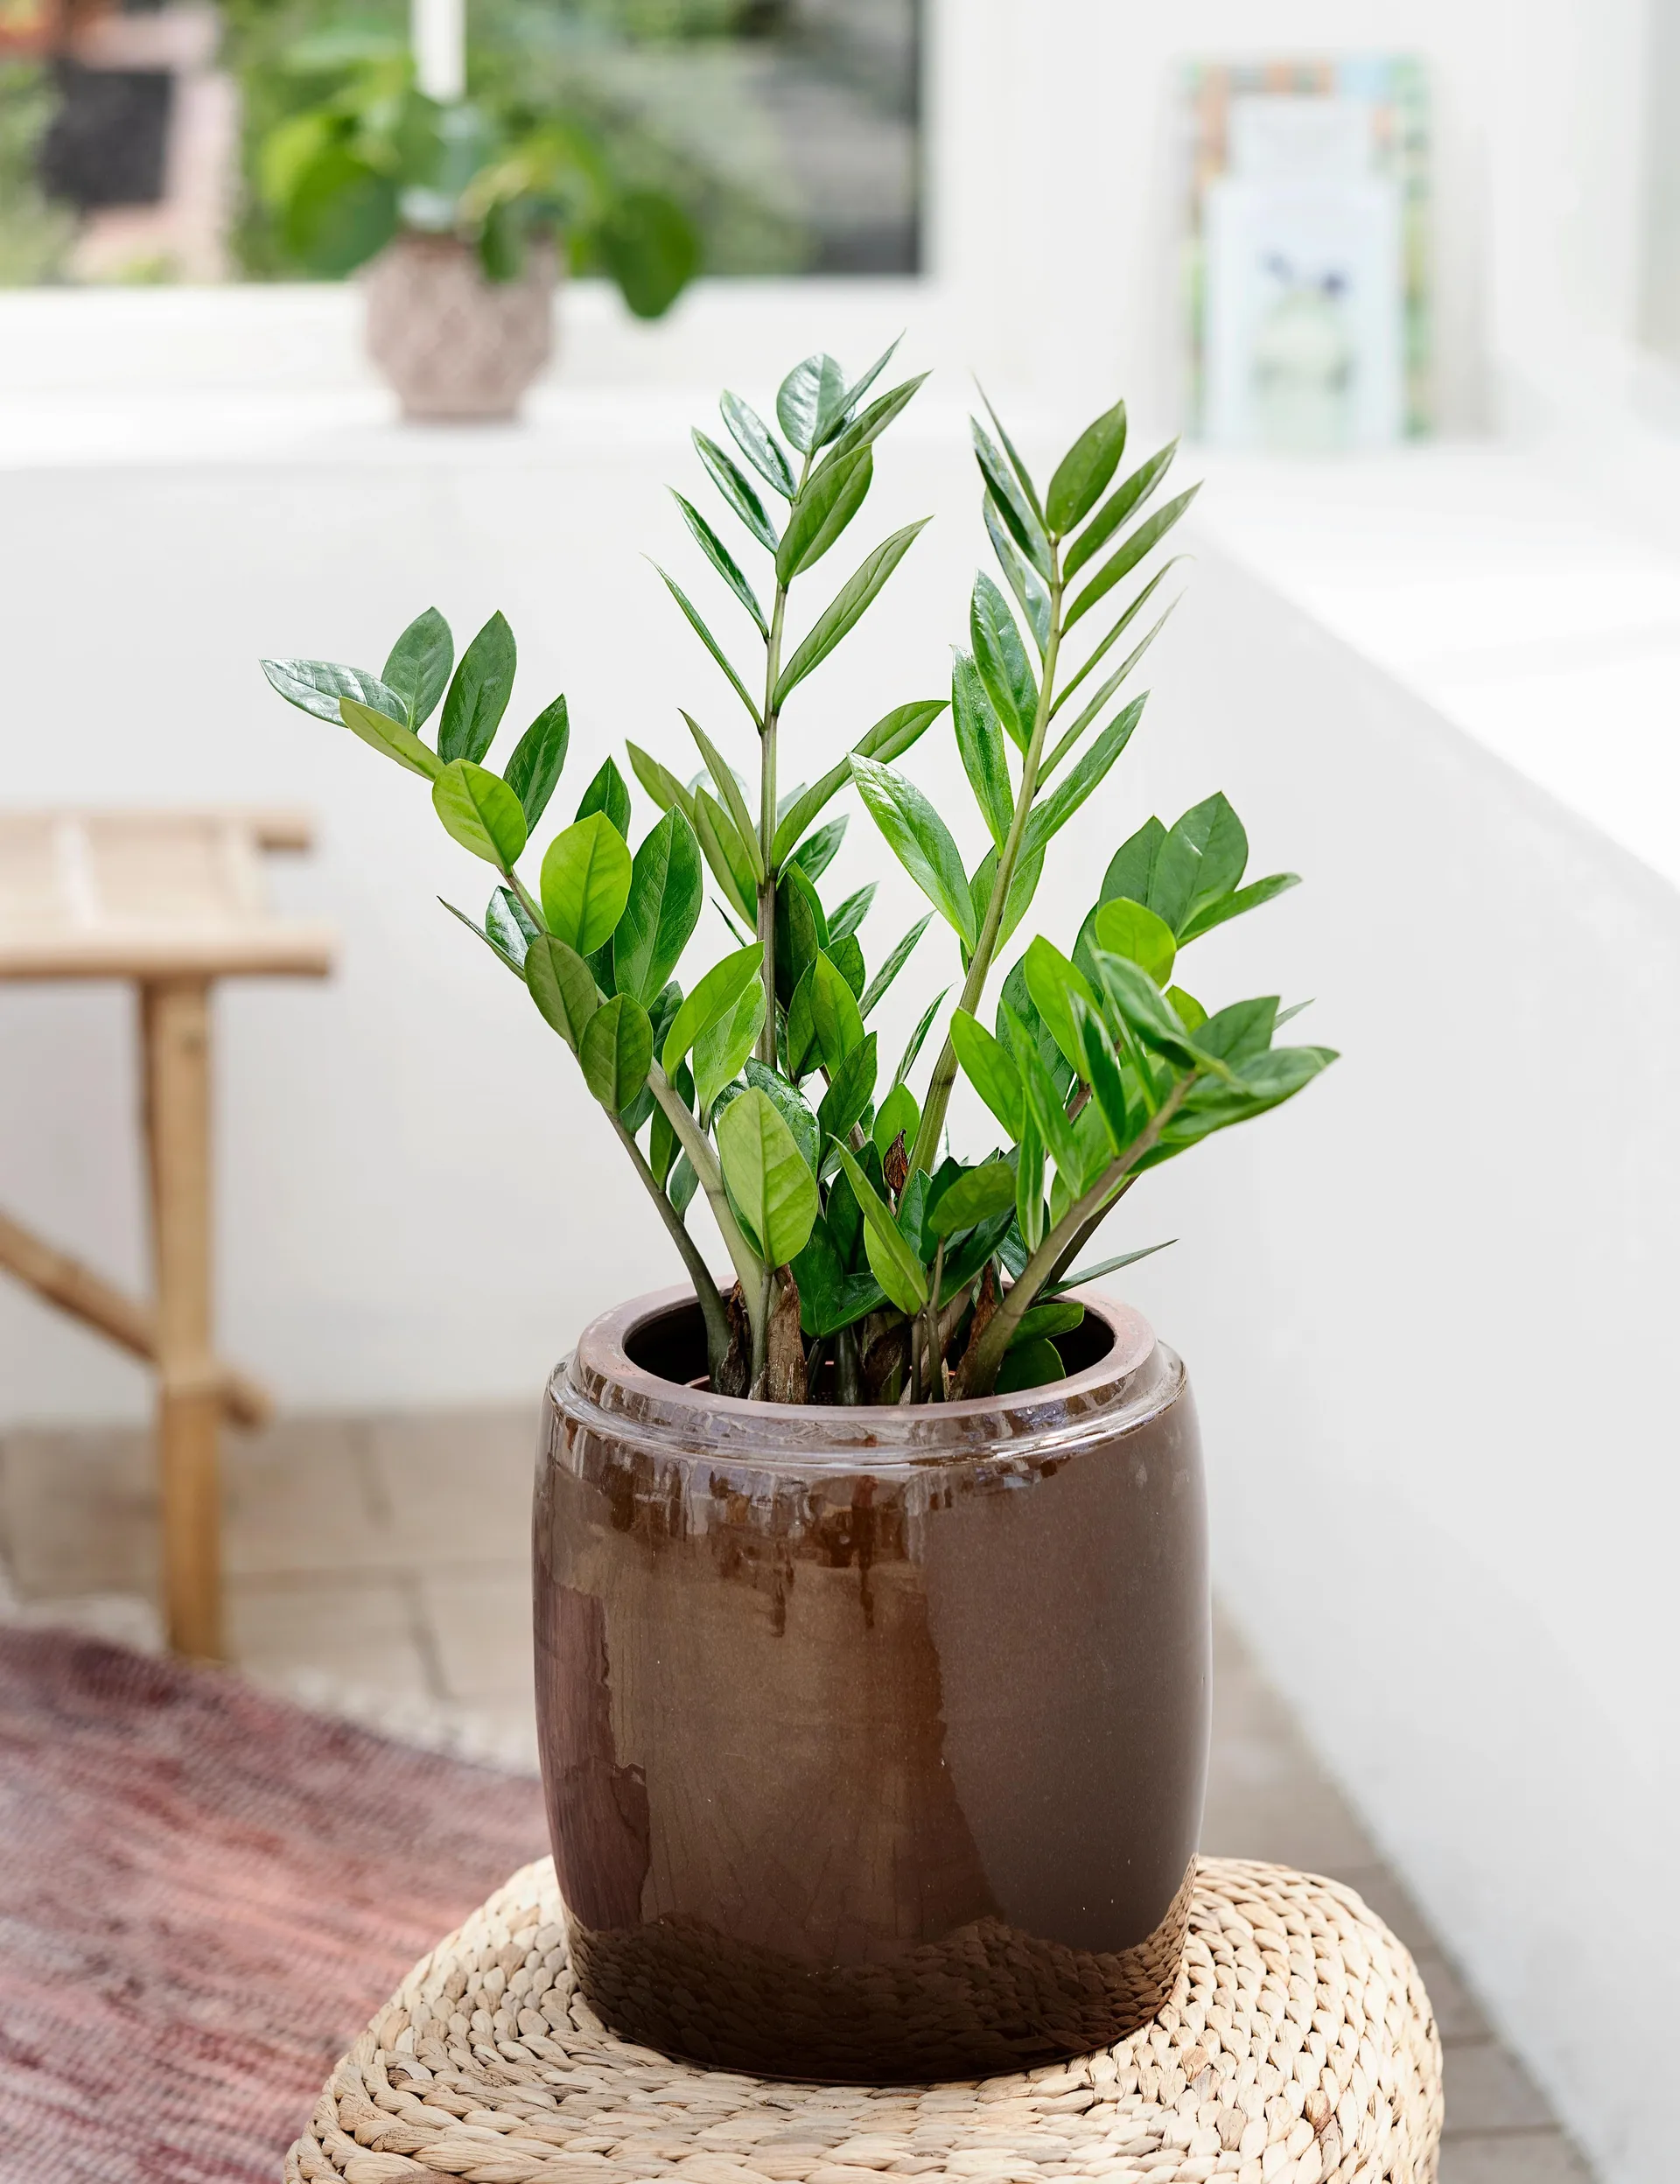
[363,231,556,423]
[534,1284,1208,2083]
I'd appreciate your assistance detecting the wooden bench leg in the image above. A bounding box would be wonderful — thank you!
[142,977,222,1660]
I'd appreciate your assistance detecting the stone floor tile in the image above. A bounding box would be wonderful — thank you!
[1443,2040,1559,2135]
[0,1424,156,1596]
[366,1407,537,1564]
[417,1562,535,1709]
[228,1572,435,1698]
[1411,1943,1494,2043]
[1438,2130,1594,2183]
[1326,1860,1439,1956]
[221,1414,399,1579]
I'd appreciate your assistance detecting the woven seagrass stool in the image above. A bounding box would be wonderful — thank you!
[286,1856,1442,2184]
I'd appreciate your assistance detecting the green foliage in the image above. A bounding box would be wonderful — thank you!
[259,345,1333,1404]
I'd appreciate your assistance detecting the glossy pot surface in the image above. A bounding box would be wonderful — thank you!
[534,1285,1208,2082]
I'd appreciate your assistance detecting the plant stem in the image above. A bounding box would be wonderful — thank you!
[959,1075,1195,1394]
[753,451,808,1069]
[608,1110,732,1374]
[920,1236,947,1401]
[646,1063,765,1307]
[909,547,1066,1177]
[504,868,545,935]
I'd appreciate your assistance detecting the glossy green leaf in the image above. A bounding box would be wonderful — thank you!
[970,572,1038,751]
[261,656,407,729]
[830,1143,927,1312]
[968,842,1044,955]
[1040,594,1177,777]
[872,1080,918,1156]
[1023,935,1102,1077]
[1050,559,1182,724]
[971,416,1049,578]
[793,1220,886,1338]
[718,1086,819,1267]
[438,611,515,765]
[977,385,1044,516]
[1148,792,1241,934]
[668,1149,698,1218]
[1093,896,1177,986]
[693,429,779,552]
[776,448,872,584]
[1102,816,1166,909]
[820,372,927,466]
[1007,1006,1085,1180]
[625,739,696,824]
[485,884,538,967]
[1194,997,1279,1070]
[835,336,901,427]
[998,959,1074,1101]
[850,754,976,948]
[1071,993,1131,1152]
[1179,870,1301,942]
[951,649,1013,850]
[719,393,794,499]
[431,760,528,867]
[672,491,767,634]
[995,1337,1066,1394]
[575,756,632,837]
[776,864,825,1004]
[382,607,453,730]
[692,788,757,925]
[662,944,761,1074]
[613,808,704,1005]
[693,976,766,1116]
[1064,439,1178,580]
[1021,696,1145,861]
[1011,1298,1085,1346]
[1046,399,1128,536]
[768,697,944,863]
[525,934,599,1049]
[788,815,847,884]
[777,352,846,454]
[1045,1240,1173,1295]
[949,1009,1025,1138]
[774,521,929,706]
[503,695,570,830]
[442,897,521,976]
[984,497,1051,654]
[580,993,652,1110]
[1066,486,1201,631]
[929,1160,1015,1239]
[1091,953,1220,1075]
[681,712,765,880]
[1162,1046,1336,1150]
[829,933,864,1000]
[745,1059,821,1180]
[828,881,875,940]
[1016,1113,1045,1251]
[1168,985,1208,1032]
[817,1031,878,1143]
[808,950,865,1071]
[858,912,931,1021]
[337,696,444,779]
[654,564,763,726]
[541,812,633,955]
[893,985,948,1088]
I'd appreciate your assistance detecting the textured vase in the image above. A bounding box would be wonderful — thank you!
[363,232,556,423]
[533,1284,1209,2083]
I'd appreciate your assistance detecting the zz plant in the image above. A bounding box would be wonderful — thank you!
[262,344,1334,1404]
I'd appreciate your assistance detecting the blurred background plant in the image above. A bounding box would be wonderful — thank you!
[0,60,76,283]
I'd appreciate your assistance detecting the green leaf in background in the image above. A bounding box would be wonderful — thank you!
[1151,791,1249,933]
[776,865,824,1004]
[817,1031,878,1143]
[951,649,1013,849]
[662,944,761,1074]
[718,1086,820,1266]
[808,950,865,1072]
[681,712,764,880]
[977,386,1045,520]
[626,740,696,824]
[382,607,453,731]
[1016,1112,1045,1251]
[821,373,928,466]
[746,1059,821,1180]
[793,1219,886,1338]
[1023,935,1102,1077]
[1091,953,1219,1074]
[1180,871,1301,943]
[949,1009,1025,1138]
[613,808,704,1005]
[485,884,538,968]
[1022,696,1146,861]
[672,491,768,635]
[1072,993,1132,1152]
[1066,486,1201,631]
[970,572,1039,751]
[850,755,976,948]
[893,985,949,1088]
[431,759,528,867]
[789,815,847,884]
[526,934,599,1049]
[693,976,765,1116]
[1064,439,1178,580]
[1008,1007,1085,1180]
[593,189,699,319]
[654,565,764,726]
[830,932,865,997]
[858,912,931,1021]
[872,1081,918,1157]
[575,756,632,837]
[337,696,444,779]
[830,1143,927,1312]
[693,430,780,553]
[1093,895,1177,987]
[767,696,945,862]
[1164,1045,1336,1150]
[969,841,1044,956]
[503,695,570,831]
[719,392,795,499]
[438,611,516,765]
[774,521,929,706]
[262,656,407,728]
[541,812,633,955]
[995,1337,1066,1395]
[971,416,1050,578]
[580,992,653,1109]
[984,498,1051,655]
[1046,399,1128,536]
[668,1149,698,1218]
[777,352,846,454]
[776,447,872,584]
[1046,1240,1174,1295]
[929,1159,1016,1238]
[835,336,901,428]
[1101,815,1166,910]
[692,789,758,925]
[1010,1298,1086,1346]
[1194,996,1279,1071]
[1169,985,1209,1032]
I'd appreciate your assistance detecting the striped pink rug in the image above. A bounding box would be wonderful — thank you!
[0,1625,547,2183]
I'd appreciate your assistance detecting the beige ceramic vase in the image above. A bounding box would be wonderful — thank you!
[363,232,556,424]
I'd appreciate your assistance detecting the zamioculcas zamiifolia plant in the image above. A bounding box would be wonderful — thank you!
[262,346,1334,1404]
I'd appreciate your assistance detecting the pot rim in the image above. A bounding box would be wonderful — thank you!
[550,1283,1180,1472]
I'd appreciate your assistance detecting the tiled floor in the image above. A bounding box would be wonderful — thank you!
[0,1409,1592,2180]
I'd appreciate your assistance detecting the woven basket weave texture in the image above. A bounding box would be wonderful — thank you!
[286,1855,1441,2184]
